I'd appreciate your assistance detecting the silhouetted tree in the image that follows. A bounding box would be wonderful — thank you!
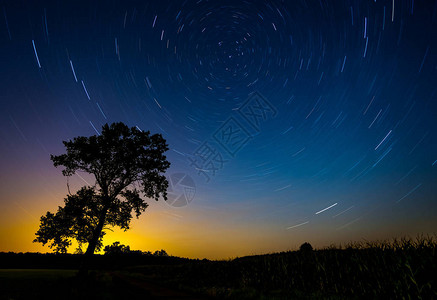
[153,249,168,257]
[33,122,170,267]
[104,242,131,255]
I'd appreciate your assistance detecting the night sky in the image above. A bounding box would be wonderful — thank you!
[0,0,436,259]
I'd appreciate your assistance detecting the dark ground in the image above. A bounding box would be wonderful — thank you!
[1,237,436,299]
[0,269,212,300]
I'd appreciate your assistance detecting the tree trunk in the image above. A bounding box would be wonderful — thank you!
[78,205,109,276]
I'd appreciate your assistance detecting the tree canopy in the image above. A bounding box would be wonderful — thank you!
[34,122,170,255]
[103,241,132,255]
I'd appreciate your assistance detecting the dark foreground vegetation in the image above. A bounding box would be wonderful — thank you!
[1,236,436,299]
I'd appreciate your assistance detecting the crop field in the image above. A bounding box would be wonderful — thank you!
[1,236,436,299]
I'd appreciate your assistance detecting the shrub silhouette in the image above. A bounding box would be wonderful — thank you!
[153,249,168,257]
[299,242,313,252]
[103,242,131,255]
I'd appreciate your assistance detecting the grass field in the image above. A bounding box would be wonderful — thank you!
[0,269,113,300]
[1,236,436,299]
[122,236,437,299]
[0,268,209,300]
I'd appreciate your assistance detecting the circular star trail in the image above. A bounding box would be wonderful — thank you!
[0,0,436,257]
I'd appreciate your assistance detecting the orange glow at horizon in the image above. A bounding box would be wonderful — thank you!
[2,193,436,260]
[1,168,436,259]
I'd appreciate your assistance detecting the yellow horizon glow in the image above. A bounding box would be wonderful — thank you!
[1,172,436,260]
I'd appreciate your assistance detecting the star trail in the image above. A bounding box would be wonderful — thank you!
[0,0,436,259]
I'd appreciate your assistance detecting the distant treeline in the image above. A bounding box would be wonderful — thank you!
[0,251,191,269]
